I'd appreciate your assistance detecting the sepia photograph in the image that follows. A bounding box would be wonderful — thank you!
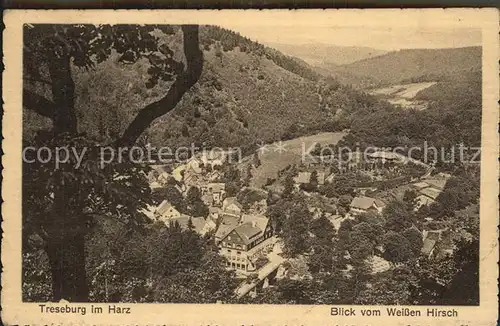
[2,9,499,326]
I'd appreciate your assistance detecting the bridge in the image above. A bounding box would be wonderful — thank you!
[235,242,285,298]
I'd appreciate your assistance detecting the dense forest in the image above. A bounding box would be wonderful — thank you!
[329,46,481,87]
[337,70,482,166]
[243,167,480,305]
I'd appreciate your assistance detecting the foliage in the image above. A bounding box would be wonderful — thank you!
[186,186,209,217]
[281,200,312,257]
[22,23,203,301]
[382,231,412,263]
[383,199,415,232]
[402,227,424,256]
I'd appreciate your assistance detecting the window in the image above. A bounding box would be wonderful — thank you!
[236,264,241,269]
[237,251,241,255]
[227,249,232,253]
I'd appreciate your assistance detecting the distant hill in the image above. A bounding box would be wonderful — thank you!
[267,43,387,66]
[332,46,482,87]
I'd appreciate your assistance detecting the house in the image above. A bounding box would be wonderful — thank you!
[317,172,326,185]
[208,206,221,220]
[200,218,217,236]
[147,170,159,183]
[421,231,441,258]
[183,169,203,187]
[349,196,385,215]
[411,181,430,191]
[218,214,274,274]
[418,187,441,201]
[157,171,172,185]
[199,149,236,168]
[294,171,311,185]
[155,200,182,221]
[325,173,335,184]
[149,181,163,190]
[367,151,405,163]
[166,216,208,235]
[421,228,453,259]
[411,180,443,209]
[415,194,435,209]
[214,214,242,243]
[169,157,203,183]
[200,183,226,206]
[423,178,448,191]
[207,170,222,182]
[222,197,243,216]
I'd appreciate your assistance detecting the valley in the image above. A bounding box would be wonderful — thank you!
[368,82,437,110]
[22,23,482,307]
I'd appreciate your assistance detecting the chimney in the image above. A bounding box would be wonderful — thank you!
[252,221,257,228]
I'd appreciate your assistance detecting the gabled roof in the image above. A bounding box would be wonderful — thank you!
[220,214,270,245]
[223,197,243,210]
[419,187,441,200]
[207,170,222,180]
[214,214,241,240]
[417,195,435,206]
[421,238,437,255]
[412,181,430,190]
[233,223,262,244]
[294,171,311,184]
[423,178,447,190]
[209,206,220,213]
[317,172,326,184]
[325,173,335,183]
[204,183,226,193]
[241,214,269,232]
[156,200,179,216]
[139,204,156,220]
[350,196,378,210]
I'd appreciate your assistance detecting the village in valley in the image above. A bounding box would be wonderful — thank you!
[21,22,482,306]
[142,141,463,298]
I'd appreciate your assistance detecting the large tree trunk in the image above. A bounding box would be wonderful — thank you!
[48,52,77,134]
[46,232,89,302]
[44,53,89,301]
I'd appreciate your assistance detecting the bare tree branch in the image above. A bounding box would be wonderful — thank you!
[116,25,204,147]
[23,89,56,120]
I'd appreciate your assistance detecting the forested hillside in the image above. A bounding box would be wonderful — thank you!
[25,25,388,155]
[338,69,482,165]
[326,46,481,87]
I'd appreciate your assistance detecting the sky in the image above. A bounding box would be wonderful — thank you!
[219,25,482,51]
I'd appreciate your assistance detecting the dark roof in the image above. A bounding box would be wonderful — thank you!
[214,214,241,240]
[234,223,262,244]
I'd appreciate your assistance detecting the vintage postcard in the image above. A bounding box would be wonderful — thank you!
[2,9,499,326]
